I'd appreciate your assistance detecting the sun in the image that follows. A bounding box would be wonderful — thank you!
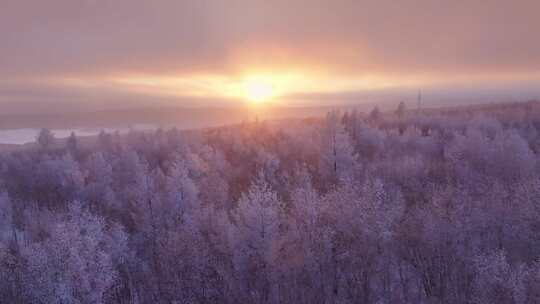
[242,78,275,103]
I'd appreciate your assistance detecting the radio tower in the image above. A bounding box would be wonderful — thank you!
[417,89,422,111]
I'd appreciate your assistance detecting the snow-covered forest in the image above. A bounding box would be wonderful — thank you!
[2,102,540,303]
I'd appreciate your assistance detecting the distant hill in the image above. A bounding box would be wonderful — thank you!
[1,99,538,133]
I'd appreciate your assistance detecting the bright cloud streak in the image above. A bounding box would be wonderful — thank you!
[49,69,433,105]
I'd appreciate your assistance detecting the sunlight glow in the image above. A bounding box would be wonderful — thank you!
[56,69,423,107]
[242,78,275,103]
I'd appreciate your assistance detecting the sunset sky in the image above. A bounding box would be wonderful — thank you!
[2,0,540,113]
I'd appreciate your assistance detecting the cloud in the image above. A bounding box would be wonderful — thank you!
[1,0,540,109]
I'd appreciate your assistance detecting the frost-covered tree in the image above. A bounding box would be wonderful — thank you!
[21,203,125,304]
[36,128,55,150]
[230,172,283,303]
[319,110,358,184]
[0,193,13,243]
[369,106,381,122]
[396,101,406,119]
[473,250,528,304]
[66,131,78,152]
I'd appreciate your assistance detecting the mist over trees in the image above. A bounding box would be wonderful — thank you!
[2,102,540,303]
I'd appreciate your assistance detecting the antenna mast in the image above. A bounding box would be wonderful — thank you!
[417,89,422,110]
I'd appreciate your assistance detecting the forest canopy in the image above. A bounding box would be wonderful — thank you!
[1,102,540,303]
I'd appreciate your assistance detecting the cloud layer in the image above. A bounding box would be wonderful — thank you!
[2,0,540,112]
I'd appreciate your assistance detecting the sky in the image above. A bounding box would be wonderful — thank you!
[1,0,540,113]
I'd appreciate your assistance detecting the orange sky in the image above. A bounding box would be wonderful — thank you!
[1,0,540,112]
